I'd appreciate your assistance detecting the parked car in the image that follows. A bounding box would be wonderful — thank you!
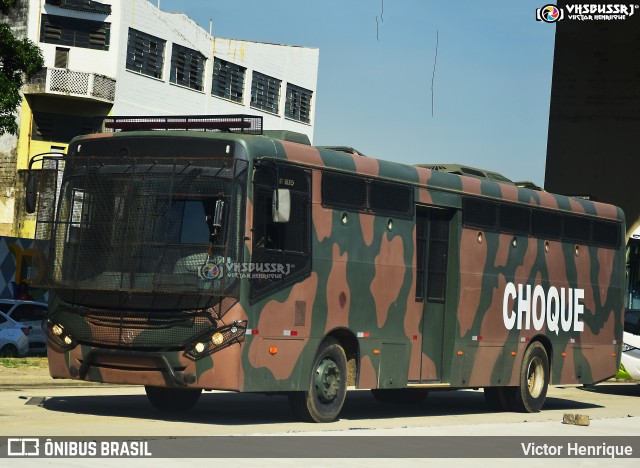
[0,310,30,357]
[0,300,48,354]
[618,310,640,381]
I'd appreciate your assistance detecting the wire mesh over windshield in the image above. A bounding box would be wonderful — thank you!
[35,157,247,309]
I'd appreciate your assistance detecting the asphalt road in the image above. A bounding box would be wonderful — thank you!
[1,380,639,467]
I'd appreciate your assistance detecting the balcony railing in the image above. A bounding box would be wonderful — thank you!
[25,68,116,103]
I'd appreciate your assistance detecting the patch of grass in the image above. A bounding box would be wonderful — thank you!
[0,357,48,368]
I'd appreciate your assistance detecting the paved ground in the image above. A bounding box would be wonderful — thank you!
[1,365,639,467]
[0,365,106,388]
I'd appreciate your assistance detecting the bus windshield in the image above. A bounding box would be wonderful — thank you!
[44,157,247,308]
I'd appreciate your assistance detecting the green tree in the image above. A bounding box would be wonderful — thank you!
[0,0,44,135]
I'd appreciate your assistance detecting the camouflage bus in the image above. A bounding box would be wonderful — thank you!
[26,115,626,422]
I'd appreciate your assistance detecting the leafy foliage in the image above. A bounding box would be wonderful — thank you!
[0,357,48,368]
[0,0,44,135]
[0,0,18,16]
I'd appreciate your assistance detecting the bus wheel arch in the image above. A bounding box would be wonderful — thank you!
[513,339,551,413]
[288,334,352,422]
[532,335,553,381]
[325,328,359,387]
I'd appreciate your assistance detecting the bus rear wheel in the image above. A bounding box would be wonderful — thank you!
[288,337,347,423]
[512,342,549,413]
[145,386,202,412]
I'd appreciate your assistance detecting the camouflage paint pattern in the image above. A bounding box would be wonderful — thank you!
[44,130,625,396]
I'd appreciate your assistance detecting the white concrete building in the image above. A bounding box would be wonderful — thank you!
[1,0,319,237]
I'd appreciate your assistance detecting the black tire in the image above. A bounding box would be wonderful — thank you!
[512,342,550,413]
[145,386,202,412]
[483,386,514,411]
[0,345,19,358]
[371,388,429,404]
[288,337,348,423]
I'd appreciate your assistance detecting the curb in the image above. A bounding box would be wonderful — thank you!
[0,366,127,389]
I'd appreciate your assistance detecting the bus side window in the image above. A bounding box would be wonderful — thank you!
[251,166,311,300]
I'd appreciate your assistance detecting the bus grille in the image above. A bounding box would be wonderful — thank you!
[51,306,219,350]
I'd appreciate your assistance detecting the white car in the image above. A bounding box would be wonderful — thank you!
[620,310,640,380]
[0,300,48,354]
[0,310,30,357]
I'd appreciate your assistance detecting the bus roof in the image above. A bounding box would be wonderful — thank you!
[70,129,624,223]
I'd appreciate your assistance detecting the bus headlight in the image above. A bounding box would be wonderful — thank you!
[212,333,224,346]
[184,321,248,360]
[44,320,78,351]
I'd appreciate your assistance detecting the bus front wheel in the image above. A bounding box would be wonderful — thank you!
[145,386,202,412]
[513,342,549,413]
[288,337,348,423]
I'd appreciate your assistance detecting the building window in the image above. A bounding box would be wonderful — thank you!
[212,58,245,103]
[170,44,206,91]
[126,28,165,79]
[31,112,103,143]
[285,84,312,123]
[45,0,112,15]
[54,47,69,68]
[251,71,281,114]
[40,14,110,51]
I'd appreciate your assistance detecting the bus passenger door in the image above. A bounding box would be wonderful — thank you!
[416,207,452,383]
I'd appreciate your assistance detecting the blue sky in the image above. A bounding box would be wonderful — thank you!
[157,0,556,187]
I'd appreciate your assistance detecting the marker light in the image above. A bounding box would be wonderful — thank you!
[194,342,205,353]
[63,336,72,345]
[212,333,224,346]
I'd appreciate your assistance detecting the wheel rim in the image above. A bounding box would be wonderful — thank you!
[314,356,341,404]
[527,356,545,398]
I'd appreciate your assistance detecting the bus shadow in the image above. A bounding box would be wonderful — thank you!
[579,382,640,397]
[343,390,600,419]
[40,389,601,426]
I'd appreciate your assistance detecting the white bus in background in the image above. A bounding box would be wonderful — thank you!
[621,226,640,380]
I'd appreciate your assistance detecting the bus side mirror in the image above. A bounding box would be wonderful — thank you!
[25,173,37,214]
[272,189,290,223]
